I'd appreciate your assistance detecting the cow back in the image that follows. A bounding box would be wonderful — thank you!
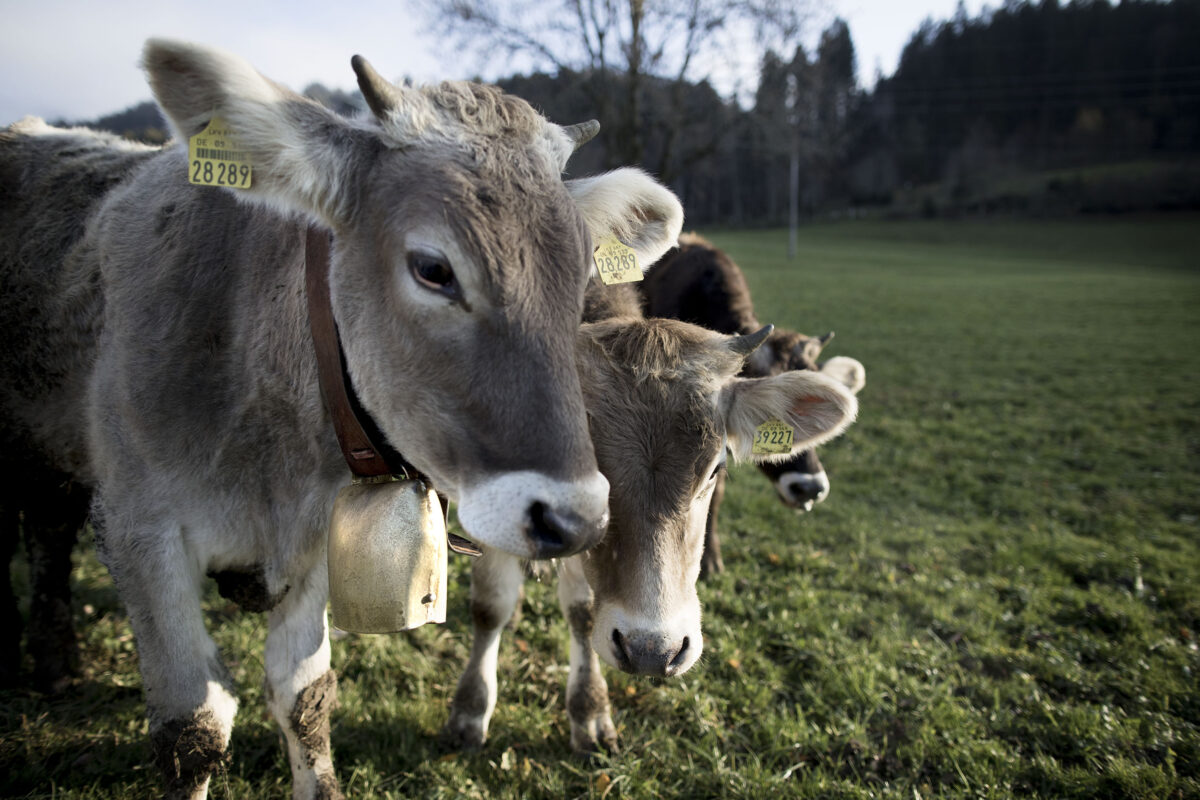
[638,233,761,335]
[0,119,159,479]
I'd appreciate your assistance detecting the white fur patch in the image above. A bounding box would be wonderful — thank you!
[456,470,610,559]
[204,679,238,745]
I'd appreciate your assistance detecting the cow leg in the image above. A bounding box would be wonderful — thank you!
[556,556,617,754]
[0,501,21,686]
[443,548,523,749]
[99,521,236,800]
[264,565,342,800]
[24,482,88,692]
[700,470,727,578]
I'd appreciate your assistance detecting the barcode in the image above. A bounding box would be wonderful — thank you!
[196,148,249,161]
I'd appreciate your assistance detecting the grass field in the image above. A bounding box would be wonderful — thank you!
[3,216,1199,799]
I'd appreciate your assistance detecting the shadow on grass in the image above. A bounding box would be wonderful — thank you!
[0,678,148,795]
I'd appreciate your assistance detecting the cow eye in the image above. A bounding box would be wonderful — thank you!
[409,251,458,295]
[709,461,725,481]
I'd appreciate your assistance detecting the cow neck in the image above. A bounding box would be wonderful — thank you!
[304,225,419,480]
[304,226,481,557]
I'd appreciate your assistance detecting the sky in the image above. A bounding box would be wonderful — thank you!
[0,0,987,126]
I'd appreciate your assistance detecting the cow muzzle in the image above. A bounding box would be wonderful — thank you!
[774,470,831,512]
[591,603,703,677]
[609,629,695,677]
[456,470,610,559]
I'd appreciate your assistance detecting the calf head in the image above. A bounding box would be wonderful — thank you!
[142,40,683,558]
[575,319,858,676]
[746,328,867,511]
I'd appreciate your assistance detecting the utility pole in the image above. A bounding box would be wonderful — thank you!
[786,72,799,260]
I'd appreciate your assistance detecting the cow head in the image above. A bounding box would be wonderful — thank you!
[745,328,867,511]
[142,40,683,559]
[574,319,858,676]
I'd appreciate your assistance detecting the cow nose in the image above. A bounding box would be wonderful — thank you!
[778,471,830,512]
[788,479,823,506]
[611,629,691,677]
[526,501,606,559]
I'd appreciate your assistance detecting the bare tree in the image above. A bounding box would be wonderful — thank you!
[421,0,817,180]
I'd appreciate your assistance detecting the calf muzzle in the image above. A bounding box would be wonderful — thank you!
[610,628,692,677]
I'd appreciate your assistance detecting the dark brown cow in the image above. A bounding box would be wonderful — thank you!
[639,233,865,575]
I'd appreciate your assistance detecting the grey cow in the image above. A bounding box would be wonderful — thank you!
[444,282,859,753]
[639,233,866,575]
[0,39,684,799]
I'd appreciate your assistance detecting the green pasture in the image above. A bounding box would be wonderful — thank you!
[3,216,1198,799]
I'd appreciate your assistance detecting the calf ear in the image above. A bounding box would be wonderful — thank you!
[722,371,858,463]
[142,38,364,225]
[820,356,866,395]
[565,168,684,270]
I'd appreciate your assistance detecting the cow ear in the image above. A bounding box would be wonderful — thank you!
[722,370,858,463]
[820,356,867,395]
[142,38,363,225]
[564,168,684,270]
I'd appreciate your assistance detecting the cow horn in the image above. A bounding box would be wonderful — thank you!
[351,55,400,118]
[729,324,774,357]
[819,331,835,346]
[564,120,601,150]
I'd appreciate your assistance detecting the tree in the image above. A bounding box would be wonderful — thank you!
[421,0,814,181]
[749,17,860,250]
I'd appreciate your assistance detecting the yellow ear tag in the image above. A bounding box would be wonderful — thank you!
[593,237,642,285]
[188,116,253,189]
[752,418,794,456]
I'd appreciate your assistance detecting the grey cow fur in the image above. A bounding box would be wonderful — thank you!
[0,39,685,800]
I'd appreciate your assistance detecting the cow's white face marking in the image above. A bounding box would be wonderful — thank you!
[586,439,722,678]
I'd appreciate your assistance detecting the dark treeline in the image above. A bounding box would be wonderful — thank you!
[79,0,1200,224]
[502,0,1200,222]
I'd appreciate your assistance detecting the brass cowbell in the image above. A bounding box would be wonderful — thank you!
[327,476,448,633]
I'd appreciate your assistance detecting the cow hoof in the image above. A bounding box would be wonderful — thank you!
[439,717,487,751]
[570,716,619,756]
[699,554,724,579]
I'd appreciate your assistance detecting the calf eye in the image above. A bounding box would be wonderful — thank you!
[709,461,725,481]
[409,251,458,295]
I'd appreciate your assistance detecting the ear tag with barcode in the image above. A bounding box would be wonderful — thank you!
[593,237,642,285]
[752,418,794,456]
[188,116,253,189]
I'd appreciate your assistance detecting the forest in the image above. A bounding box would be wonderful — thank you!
[78,0,1200,225]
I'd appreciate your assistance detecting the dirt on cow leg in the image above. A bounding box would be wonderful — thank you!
[290,670,339,767]
[287,669,344,799]
[151,710,229,800]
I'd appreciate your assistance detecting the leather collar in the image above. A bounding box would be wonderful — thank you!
[303,226,480,556]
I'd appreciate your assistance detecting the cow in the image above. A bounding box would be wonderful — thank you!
[442,282,859,753]
[638,233,866,575]
[0,39,685,799]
